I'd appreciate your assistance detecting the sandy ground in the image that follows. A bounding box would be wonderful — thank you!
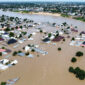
[28,12,61,17]
[0,22,85,85]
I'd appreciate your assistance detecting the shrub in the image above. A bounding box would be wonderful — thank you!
[1,82,6,85]
[63,39,65,42]
[76,51,83,57]
[69,66,74,73]
[5,28,10,31]
[69,66,85,80]
[0,52,2,56]
[19,34,22,38]
[25,52,29,55]
[71,57,77,63]
[48,33,52,38]
[74,67,85,80]
[22,32,27,35]
[28,34,32,38]
[18,50,22,53]
[40,30,43,33]
[2,47,5,49]
[5,61,11,65]
[13,51,17,56]
[28,44,31,47]
[52,23,56,26]
[9,32,14,37]
[71,37,75,41]
[58,47,61,51]
[31,49,35,52]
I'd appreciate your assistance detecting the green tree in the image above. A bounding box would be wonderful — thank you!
[40,29,43,33]
[25,52,30,56]
[0,52,2,56]
[1,82,6,85]
[62,22,67,26]
[76,51,83,57]
[48,33,52,38]
[31,49,35,52]
[71,57,77,63]
[13,51,17,56]
[9,32,14,37]
[69,66,74,73]
[5,28,10,31]
[58,47,61,51]
[71,37,75,41]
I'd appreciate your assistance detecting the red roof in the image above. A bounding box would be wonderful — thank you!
[52,36,64,42]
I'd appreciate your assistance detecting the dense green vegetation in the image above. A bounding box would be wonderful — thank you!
[25,52,30,56]
[13,51,17,56]
[71,37,75,41]
[21,10,30,13]
[40,29,43,33]
[31,49,35,52]
[69,51,84,80]
[48,33,52,38]
[5,28,10,31]
[74,17,85,22]
[0,52,2,56]
[63,39,65,42]
[71,57,77,63]
[1,82,6,85]
[28,34,32,38]
[9,32,15,37]
[51,9,61,13]
[58,47,61,51]
[76,51,84,57]
[69,67,85,80]
[13,10,20,12]
[61,14,70,17]
[18,50,22,53]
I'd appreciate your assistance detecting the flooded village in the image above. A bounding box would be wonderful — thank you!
[0,1,85,85]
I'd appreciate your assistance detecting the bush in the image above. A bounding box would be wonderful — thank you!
[63,39,65,42]
[1,82,6,85]
[25,52,29,55]
[13,51,17,56]
[19,34,22,38]
[5,28,10,31]
[58,47,61,51]
[0,52,2,56]
[18,50,22,53]
[2,47,5,49]
[71,57,77,63]
[76,51,83,57]
[71,37,75,41]
[9,32,14,37]
[69,66,85,80]
[31,49,35,52]
[22,32,27,35]
[48,33,52,38]
[69,66,74,73]
[40,30,43,33]
[28,34,32,38]
[5,61,11,65]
